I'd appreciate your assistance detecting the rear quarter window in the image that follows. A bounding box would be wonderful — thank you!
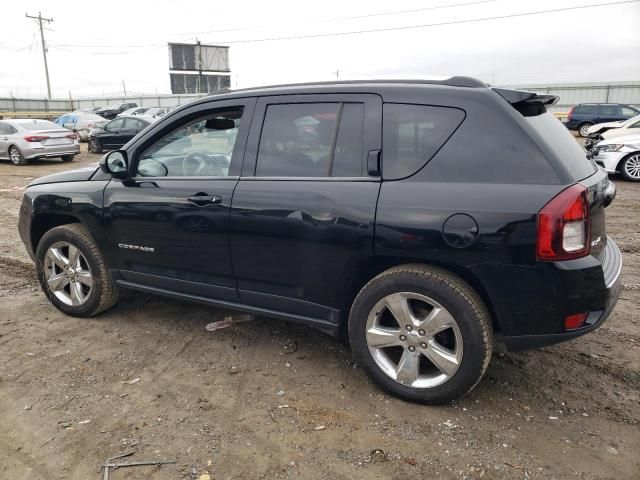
[382,103,465,179]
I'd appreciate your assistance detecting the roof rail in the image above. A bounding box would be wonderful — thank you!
[207,76,487,96]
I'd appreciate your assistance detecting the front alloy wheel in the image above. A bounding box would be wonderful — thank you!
[621,154,640,182]
[44,241,93,306]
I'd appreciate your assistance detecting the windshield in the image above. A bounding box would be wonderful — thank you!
[526,112,597,180]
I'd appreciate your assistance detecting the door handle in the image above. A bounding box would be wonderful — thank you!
[187,194,222,206]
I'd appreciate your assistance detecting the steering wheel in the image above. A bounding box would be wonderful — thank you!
[182,151,224,176]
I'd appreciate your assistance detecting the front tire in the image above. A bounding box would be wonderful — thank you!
[61,155,75,162]
[35,224,118,317]
[88,138,102,154]
[348,264,493,404]
[620,153,640,182]
[578,122,593,137]
[9,146,27,165]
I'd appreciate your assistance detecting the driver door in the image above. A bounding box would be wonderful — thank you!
[102,98,255,301]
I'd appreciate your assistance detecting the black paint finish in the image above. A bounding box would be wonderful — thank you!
[17,80,621,351]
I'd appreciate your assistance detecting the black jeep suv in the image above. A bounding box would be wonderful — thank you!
[18,78,622,404]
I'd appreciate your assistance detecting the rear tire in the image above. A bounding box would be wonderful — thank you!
[35,224,118,317]
[348,264,493,404]
[88,138,102,154]
[578,122,593,137]
[619,153,640,182]
[9,146,27,165]
[61,155,75,162]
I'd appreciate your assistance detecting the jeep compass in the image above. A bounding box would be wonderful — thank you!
[18,77,622,403]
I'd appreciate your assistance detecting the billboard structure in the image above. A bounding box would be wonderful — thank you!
[168,43,231,94]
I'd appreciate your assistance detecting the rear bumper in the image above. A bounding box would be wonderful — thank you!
[499,237,622,351]
[24,143,80,160]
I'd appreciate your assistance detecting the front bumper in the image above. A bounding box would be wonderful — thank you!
[499,237,622,350]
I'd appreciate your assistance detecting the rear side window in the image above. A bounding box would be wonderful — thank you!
[526,112,596,180]
[597,105,619,116]
[382,103,464,179]
[256,102,366,177]
[574,105,595,115]
[621,106,638,117]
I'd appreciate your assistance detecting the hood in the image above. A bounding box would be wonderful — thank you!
[602,127,638,140]
[587,120,625,135]
[28,165,99,187]
[598,133,640,146]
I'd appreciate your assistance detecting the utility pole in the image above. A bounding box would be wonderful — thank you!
[196,39,203,93]
[26,12,53,99]
[122,79,127,97]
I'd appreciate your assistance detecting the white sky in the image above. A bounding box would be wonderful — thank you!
[0,0,638,98]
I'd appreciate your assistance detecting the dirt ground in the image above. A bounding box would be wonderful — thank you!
[0,144,638,480]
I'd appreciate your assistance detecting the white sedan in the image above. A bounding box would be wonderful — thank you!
[590,134,640,181]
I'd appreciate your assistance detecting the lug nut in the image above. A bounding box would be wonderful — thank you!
[420,342,427,349]
[406,325,413,331]
[408,346,415,352]
[399,335,406,341]
[418,329,425,336]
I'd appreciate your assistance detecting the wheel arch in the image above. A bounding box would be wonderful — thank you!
[616,150,640,174]
[30,213,82,254]
[338,256,500,342]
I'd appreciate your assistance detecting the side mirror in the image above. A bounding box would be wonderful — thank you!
[100,150,128,179]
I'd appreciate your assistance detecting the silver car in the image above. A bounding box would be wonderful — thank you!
[0,119,80,165]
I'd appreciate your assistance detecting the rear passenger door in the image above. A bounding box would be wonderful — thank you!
[229,94,382,325]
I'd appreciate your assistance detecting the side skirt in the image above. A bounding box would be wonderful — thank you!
[115,279,340,337]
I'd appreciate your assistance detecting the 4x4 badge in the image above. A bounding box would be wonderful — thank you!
[118,243,155,253]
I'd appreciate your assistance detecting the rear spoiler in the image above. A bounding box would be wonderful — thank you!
[492,88,559,116]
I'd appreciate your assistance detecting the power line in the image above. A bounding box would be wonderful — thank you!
[42,0,640,51]
[206,0,640,44]
[175,0,497,37]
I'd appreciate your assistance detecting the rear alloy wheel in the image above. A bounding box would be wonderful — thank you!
[578,122,593,137]
[349,264,492,404]
[620,153,640,182]
[9,146,27,165]
[88,138,102,154]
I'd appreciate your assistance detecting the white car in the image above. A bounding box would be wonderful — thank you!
[590,134,640,181]
[586,114,640,137]
[601,115,640,140]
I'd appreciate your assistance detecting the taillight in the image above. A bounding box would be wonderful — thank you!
[24,135,48,142]
[564,312,588,330]
[567,106,574,120]
[537,184,590,261]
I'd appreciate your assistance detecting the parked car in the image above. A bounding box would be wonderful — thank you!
[588,134,640,181]
[145,107,171,119]
[564,103,639,137]
[96,103,138,120]
[18,78,621,404]
[118,107,150,117]
[0,119,79,165]
[54,112,107,141]
[88,115,153,153]
[584,114,640,151]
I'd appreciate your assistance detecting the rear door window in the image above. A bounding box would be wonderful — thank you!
[382,103,465,179]
[255,102,366,177]
[574,105,595,115]
[597,105,618,116]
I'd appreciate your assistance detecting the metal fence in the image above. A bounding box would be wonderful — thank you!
[0,94,203,117]
[2,81,639,117]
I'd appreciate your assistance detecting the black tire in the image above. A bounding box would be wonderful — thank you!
[619,153,640,182]
[35,223,118,317]
[577,122,593,137]
[8,145,27,165]
[61,155,75,162]
[88,138,102,154]
[348,264,493,404]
